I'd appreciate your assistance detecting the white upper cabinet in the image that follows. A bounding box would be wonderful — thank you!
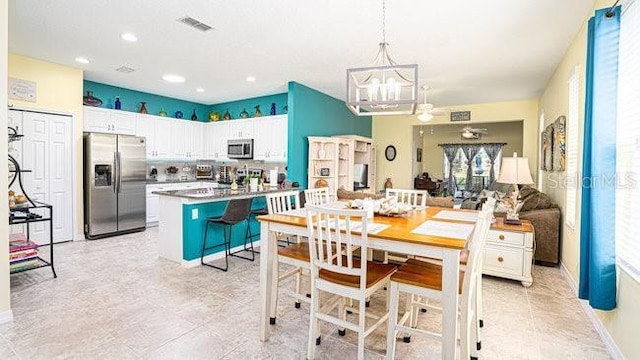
[84,106,136,135]
[170,120,187,158]
[136,114,171,158]
[190,122,204,159]
[136,114,156,157]
[154,118,172,158]
[253,115,287,161]
[204,121,230,160]
[229,118,254,139]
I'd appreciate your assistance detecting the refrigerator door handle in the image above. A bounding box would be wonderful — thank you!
[116,151,122,193]
[113,152,118,193]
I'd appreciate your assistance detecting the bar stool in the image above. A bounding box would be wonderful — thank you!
[201,198,254,271]
[246,200,269,252]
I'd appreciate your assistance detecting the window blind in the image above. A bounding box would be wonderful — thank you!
[615,0,640,282]
[565,68,579,228]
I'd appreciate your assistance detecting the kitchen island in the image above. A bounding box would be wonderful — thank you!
[154,186,299,267]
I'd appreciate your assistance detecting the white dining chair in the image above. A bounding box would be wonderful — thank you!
[305,205,397,360]
[385,188,428,208]
[385,208,493,360]
[383,189,430,264]
[265,190,310,325]
[304,187,332,206]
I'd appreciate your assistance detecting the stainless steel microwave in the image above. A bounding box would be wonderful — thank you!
[227,139,254,159]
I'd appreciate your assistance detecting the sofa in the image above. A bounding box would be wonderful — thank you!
[463,184,561,265]
[336,187,454,208]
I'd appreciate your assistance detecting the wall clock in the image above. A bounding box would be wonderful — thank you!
[385,145,397,161]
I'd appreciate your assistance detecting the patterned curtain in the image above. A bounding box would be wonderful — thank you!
[441,145,459,196]
[483,143,504,184]
[461,145,482,191]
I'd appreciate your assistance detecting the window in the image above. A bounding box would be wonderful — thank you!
[443,147,501,196]
[615,0,640,281]
[565,67,580,228]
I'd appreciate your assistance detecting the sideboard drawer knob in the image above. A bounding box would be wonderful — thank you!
[498,256,504,263]
[498,234,505,240]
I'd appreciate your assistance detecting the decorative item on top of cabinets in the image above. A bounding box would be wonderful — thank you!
[209,111,220,122]
[191,109,198,121]
[158,108,168,117]
[83,91,103,107]
[139,102,148,114]
[384,177,393,189]
[240,108,249,118]
[270,103,276,115]
[254,105,262,118]
[175,110,183,119]
[114,96,122,110]
[223,109,232,120]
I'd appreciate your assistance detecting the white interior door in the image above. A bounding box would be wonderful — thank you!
[22,111,73,244]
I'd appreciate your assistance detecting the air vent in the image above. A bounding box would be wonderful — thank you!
[177,16,213,32]
[115,66,136,74]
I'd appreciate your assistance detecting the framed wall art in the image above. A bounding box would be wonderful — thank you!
[553,116,566,171]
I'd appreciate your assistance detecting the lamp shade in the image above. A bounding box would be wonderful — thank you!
[497,155,534,185]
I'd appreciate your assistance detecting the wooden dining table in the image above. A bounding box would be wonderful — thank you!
[257,205,478,360]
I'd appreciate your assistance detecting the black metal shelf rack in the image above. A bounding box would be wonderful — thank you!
[8,126,57,278]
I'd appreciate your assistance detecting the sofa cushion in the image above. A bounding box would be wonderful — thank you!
[426,196,454,208]
[337,187,385,200]
[519,185,554,211]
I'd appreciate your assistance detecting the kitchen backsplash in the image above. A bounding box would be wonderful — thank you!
[147,160,286,182]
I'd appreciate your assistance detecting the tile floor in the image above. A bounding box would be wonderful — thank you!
[2,228,612,359]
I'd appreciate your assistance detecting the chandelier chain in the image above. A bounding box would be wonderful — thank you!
[382,0,386,44]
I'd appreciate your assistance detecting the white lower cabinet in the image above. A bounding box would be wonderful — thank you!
[146,182,216,225]
[482,227,534,287]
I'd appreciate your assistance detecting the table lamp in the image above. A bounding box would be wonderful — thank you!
[496,152,534,224]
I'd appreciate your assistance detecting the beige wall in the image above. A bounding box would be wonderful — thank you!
[419,121,523,180]
[8,53,84,238]
[538,0,639,358]
[1,0,11,318]
[373,99,538,191]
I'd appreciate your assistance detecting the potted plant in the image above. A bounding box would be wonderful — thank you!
[243,174,263,191]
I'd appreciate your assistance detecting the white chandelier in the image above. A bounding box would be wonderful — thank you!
[346,0,418,116]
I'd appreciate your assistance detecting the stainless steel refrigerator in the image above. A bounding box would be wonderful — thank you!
[84,133,147,239]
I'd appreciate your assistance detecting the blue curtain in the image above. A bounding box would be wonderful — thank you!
[579,7,620,311]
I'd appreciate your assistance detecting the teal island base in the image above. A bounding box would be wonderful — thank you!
[156,191,269,268]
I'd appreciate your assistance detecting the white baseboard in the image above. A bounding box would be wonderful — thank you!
[559,262,625,360]
[181,241,261,269]
[0,310,14,325]
[74,232,86,241]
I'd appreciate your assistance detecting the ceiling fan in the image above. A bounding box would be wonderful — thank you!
[454,126,488,139]
[417,86,448,122]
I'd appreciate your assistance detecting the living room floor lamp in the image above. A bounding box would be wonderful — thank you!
[497,152,534,224]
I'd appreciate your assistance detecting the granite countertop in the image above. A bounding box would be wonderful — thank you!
[153,186,300,201]
[146,179,217,184]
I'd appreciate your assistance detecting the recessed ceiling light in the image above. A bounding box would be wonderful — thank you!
[75,56,90,64]
[246,76,256,82]
[162,74,186,83]
[121,33,138,42]
[196,88,205,93]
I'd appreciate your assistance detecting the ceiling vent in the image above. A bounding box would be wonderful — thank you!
[177,16,213,32]
[115,66,136,74]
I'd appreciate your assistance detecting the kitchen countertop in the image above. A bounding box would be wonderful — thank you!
[153,186,299,202]
[146,179,216,184]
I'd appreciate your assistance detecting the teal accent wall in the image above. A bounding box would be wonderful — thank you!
[84,80,211,122]
[208,93,288,120]
[287,81,372,188]
[181,197,266,261]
